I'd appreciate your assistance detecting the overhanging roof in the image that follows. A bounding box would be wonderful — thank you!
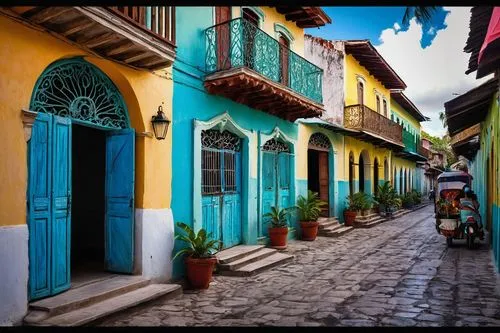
[390,91,429,122]
[275,7,331,28]
[464,6,493,76]
[297,117,358,135]
[444,77,498,136]
[343,40,407,90]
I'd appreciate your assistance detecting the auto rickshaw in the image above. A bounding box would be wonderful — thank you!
[435,171,479,248]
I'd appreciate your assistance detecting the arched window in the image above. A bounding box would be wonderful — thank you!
[376,95,381,113]
[357,81,364,105]
[383,99,388,117]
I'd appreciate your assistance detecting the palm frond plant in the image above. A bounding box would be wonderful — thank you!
[296,190,328,222]
[172,222,221,289]
[402,6,438,25]
[264,206,291,249]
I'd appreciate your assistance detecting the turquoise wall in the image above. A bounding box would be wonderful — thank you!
[172,7,300,279]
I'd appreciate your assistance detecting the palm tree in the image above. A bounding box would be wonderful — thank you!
[403,7,438,25]
[438,111,447,128]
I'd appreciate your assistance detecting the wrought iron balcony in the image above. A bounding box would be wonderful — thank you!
[6,6,176,70]
[204,18,324,121]
[344,104,404,148]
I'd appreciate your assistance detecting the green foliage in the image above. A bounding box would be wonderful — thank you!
[373,181,401,211]
[402,192,415,206]
[421,131,458,167]
[263,206,290,228]
[346,192,372,211]
[411,189,422,204]
[402,6,438,25]
[296,190,328,222]
[172,222,221,261]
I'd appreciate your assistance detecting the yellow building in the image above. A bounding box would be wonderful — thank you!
[0,7,176,324]
[301,37,429,221]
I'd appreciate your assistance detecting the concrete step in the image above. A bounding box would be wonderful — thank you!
[215,245,265,264]
[355,212,380,221]
[322,226,355,238]
[218,248,277,271]
[25,275,150,322]
[318,217,339,224]
[354,217,386,228]
[318,221,337,229]
[318,223,345,234]
[219,252,294,277]
[27,284,182,326]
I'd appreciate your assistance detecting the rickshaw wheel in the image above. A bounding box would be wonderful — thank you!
[446,237,453,247]
[467,235,474,249]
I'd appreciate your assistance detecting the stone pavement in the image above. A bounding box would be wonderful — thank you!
[99,205,500,327]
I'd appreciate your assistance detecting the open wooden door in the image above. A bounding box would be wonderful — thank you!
[105,129,135,273]
[215,6,231,70]
[318,151,329,217]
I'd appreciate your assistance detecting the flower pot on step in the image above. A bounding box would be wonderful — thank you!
[268,227,288,249]
[344,210,357,226]
[185,256,218,289]
[300,221,319,241]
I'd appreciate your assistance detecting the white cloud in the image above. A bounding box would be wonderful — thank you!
[393,22,401,31]
[375,7,492,137]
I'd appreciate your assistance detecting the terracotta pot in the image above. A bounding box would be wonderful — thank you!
[344,210,357,226]
[300,221,319,241]
[268,227,288,249]
[185,256,218,289]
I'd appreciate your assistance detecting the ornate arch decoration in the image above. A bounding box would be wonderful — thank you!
[308,132,331,151]
[30,57,129,129]
[241,6,265,27]
[274,23,295,45]
[261,126,295,153]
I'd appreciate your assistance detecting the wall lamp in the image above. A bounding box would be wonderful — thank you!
[151,104,171,140]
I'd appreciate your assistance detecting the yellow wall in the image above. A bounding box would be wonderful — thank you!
[391,99,421,133]
[343,137,391,183]
[391,156,417,190]
[0,16,173,226]
[345,54,391,115]
[232,6,305,56]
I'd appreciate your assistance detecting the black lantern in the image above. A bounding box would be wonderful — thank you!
[151,105,170,140]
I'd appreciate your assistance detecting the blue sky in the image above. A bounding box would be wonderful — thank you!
[306,7,449,48]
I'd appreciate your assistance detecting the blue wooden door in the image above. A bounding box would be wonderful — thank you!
[105,129,135,273]
[277,152,291,213]
[28,113,53,300]
[201,130,242,249]
[51,116,72,295]
[261,152,276,237]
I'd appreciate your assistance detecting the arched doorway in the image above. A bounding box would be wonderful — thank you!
[308,133,331,216]
[359,154,365,192]
[384,158,389,184]
[373,158,379,194]
[261,137,292,236]
[399,168,403,195]
[201,129,242,246]
[278,34,290,86]
[349,152,355,195]
[27,58,134,300]
[358,150,370,194]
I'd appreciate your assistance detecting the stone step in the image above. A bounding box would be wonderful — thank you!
[318,217,339,224]
[26,275,150,321]
[355,212,380,221]
[27,284,182,326]
[215,245,265,264]
[318,221,337,229]
[219,252,294,277]
[318,223,344,234]
[354,217,386,228]
[322,226,355,238]
[354,215,384,224]
[218,248,277,271]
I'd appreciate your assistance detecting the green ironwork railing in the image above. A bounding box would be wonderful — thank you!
[205,18,323,104]
[403,129,417,153]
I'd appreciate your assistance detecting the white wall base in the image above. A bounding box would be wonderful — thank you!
[134,208,175,283]
[0,225,29,326]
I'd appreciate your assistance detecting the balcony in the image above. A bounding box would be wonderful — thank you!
[418,145,431,159]
[402,129,417,153]
[344,104,403,149]
[204,18,324,121]
[7,6,176,70]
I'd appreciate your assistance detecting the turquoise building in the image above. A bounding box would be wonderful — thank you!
[171,6,331,277]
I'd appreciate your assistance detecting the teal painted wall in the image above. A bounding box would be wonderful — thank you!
[172,7,300,279]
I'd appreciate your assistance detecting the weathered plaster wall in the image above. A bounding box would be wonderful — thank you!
[304,37,345,125]
[390,98,421,134]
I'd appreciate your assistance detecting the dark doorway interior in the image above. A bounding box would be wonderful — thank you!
[359,155,365,192]
[308,149,320,193]
[71,124,106,276]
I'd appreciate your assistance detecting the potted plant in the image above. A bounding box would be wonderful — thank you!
[411,190,422,205]
[374,181,397,216]
[296,190,328,241]
[343,192,364,226]
[263,206,291,249]
[360,193,373,216]
[172,222,221,289]
[402,192,415,209]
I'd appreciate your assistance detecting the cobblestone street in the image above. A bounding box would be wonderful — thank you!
[100,205,500,327]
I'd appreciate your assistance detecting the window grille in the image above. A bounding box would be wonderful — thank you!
[308,132,330,150]
[262,138,290,152]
